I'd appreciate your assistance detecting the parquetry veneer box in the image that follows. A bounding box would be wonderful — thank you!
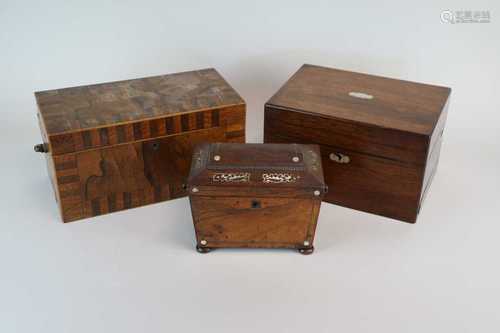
[34,68,245,222]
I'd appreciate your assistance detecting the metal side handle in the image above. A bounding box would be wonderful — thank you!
[34,143,48,153]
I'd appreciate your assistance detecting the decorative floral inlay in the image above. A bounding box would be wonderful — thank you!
[262,173,300,183]
[212,172,250,183]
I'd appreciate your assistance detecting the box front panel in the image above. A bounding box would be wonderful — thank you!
[264,108,429,223]
[55,127,228,222]
[266,131,423,222]
[319,145,423,223]
[47,105,245,155]
[264,106,428,165]
[191,196,319,248]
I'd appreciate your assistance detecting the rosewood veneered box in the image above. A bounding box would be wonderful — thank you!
[35,68,245,222]
[264,64,451,223]
[188,143,327,254]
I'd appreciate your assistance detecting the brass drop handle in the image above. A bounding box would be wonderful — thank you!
[329,152,350,164]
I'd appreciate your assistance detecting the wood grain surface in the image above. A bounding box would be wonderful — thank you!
[35,68,244,136]
[191,196,321,249]
[267,64,451,135]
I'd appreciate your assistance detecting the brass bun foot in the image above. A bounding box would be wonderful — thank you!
[298,246,314,255]
[196,245,212,254]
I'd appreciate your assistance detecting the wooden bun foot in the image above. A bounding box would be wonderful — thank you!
[196,245,212,254]
[298,246,314,255]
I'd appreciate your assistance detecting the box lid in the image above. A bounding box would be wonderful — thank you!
[267,64,451,136]
[188,143,327,198]
[35,68,244,155]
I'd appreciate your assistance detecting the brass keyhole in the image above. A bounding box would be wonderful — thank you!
[152,142,160,150]
[251,200,261,209]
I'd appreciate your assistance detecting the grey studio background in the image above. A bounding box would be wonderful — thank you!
[1,1,499,332]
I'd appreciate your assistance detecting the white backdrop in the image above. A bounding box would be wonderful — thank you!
[1,1,499,332]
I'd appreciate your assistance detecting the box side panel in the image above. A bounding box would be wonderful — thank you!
[219,104,246,142]
[264,106,428,165]
[36,111,63,215]
[56,127,227,222]
[307,200,322,244]
[428,96,450,154]
[53,153,84,221]
[419,96,449,205]
[419,135,443,207]
[190,196,320,248]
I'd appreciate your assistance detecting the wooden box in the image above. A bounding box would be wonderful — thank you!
[187,143,327,254]
[264,64,451,223]
[34,69,245,222]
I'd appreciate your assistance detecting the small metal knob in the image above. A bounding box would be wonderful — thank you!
[303,241,310,247]
[329,152,350,164]
[34,143,48,153]
[313,190,321,196]
[200,239,207,246]
[292,156,300,162]
[191,187,199,193]
[213,155,221,161]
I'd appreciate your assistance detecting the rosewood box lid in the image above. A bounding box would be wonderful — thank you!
[267,64,451,136]
[35,68,244,155]
[188,143,327,197]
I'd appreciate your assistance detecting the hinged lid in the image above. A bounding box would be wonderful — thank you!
[35,68,244,155]
[188,143,327,198]
[267,64,451,136]
[265,64,451,165]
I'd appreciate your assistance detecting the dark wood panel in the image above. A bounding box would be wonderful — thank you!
[266,133,423,223]
[191,197,317,248]
[265,106,428,165]
[320,145,422,223]
[188,143,325,194]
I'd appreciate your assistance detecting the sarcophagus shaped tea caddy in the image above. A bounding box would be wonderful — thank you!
[187,143,327,254]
